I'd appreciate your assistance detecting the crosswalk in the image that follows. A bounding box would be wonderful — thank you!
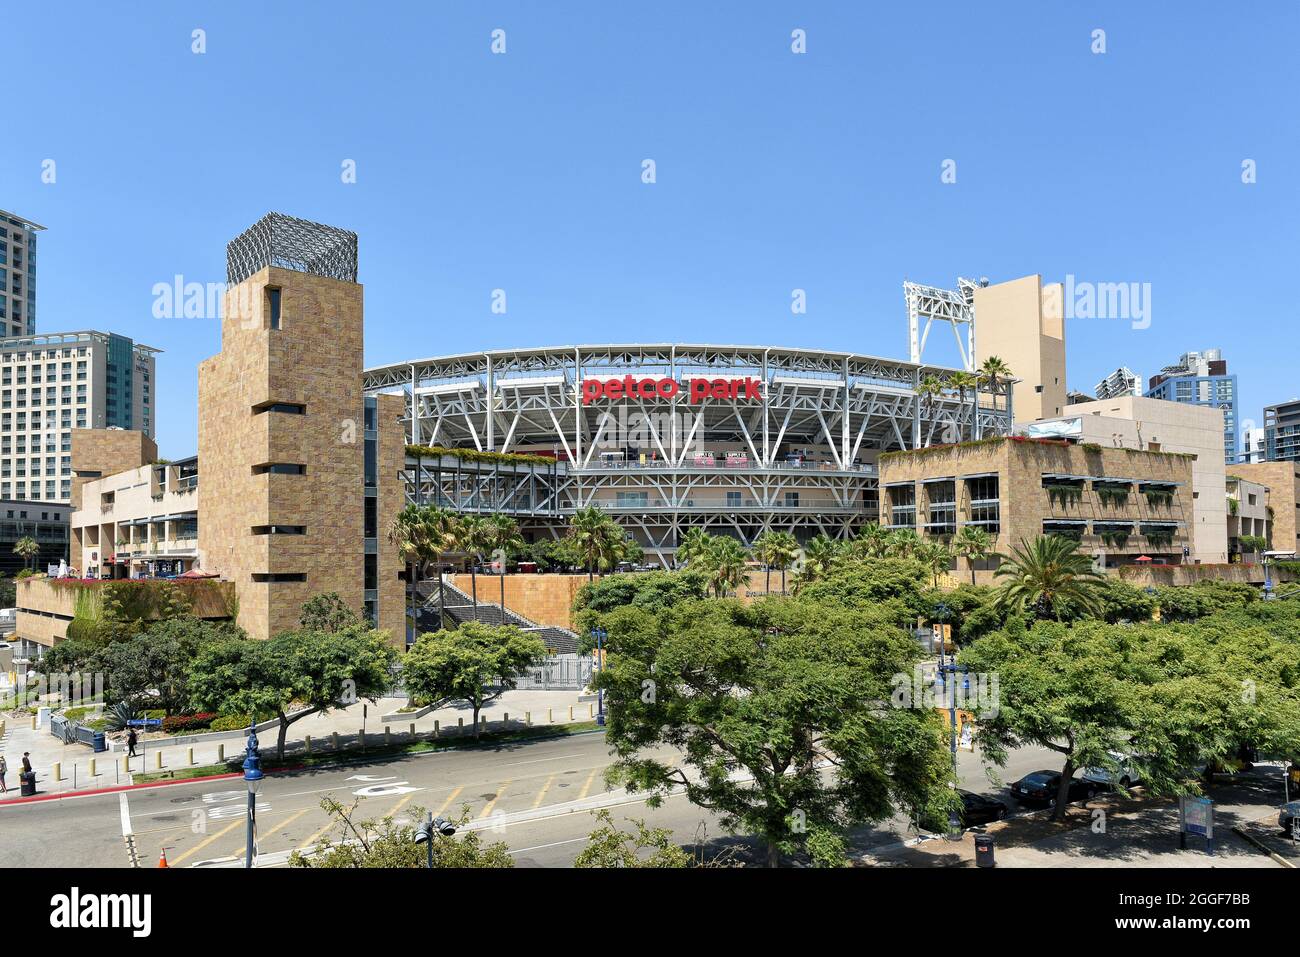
[127,760,617,867]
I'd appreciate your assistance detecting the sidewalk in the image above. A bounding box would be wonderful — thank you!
[0,689,596,799]
[863,768,1296,868]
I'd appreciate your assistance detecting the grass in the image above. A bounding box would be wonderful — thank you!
[132,720,605,784]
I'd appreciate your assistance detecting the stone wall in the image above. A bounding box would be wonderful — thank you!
[375,393,407,645]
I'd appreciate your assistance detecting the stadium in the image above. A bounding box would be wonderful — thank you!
[363,343,1015,566]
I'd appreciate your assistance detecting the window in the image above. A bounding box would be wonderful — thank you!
[252,463,305,475]
[251,525,306,535]
[252,401,306,415]
[726,491,742,507]
[784,491,800,508]
[266,287,282,329]
[252,572,307,583]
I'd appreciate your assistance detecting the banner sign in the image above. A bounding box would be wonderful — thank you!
[581,376,763,405]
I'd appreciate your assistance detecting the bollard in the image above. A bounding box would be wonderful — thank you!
[526,711,532,726]
[569,706,574,721]
[53,762,62,782]
[434,720,440,738]
[217,743,225,762]
[332,731,340,750]
[305,735,313,755]
[0,719,6,737]
[384,727,391,747]
[122,756,130,775]
[187,747,195,766]
[480,716,487,732]
[89,758,97,777]
[458,718,464,729]
[31,715,37,730]
[409,723,416,738]
[155,751,163,770]
[548,708,553,723]
[359,729,366,747]
[504,712,509,724]
[589,704,594,718]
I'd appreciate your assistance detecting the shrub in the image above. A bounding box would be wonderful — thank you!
[210,714,255,732]
[162,712,217,734]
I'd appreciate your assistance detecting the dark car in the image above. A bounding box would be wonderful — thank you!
[958,790,1009,826]
[1010,770,1093,805]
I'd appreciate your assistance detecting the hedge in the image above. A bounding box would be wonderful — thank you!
[406,444,555,467]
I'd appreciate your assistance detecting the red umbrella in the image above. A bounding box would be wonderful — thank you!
[1134,555,1153,562]
[178,568,219,578]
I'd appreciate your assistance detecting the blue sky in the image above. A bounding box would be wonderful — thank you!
[3,1,1296,458]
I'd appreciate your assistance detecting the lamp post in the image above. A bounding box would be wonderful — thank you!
[1263,555,1274,600]
[935,660,969,837]
[242,724,264,869]
[592,627,607,726]
[414,812,457,867]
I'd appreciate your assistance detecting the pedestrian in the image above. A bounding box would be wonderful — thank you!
[21,752,32,775]
[126,729,138,758]
[0,754,7,793]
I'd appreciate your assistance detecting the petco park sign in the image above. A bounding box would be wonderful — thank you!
[581,376,763,405]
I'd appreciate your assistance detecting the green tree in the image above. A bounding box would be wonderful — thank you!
[96,617,246,713]
[573,809,693,868]
[675,527,712,567]
[12,535,39,572]
[948,370,981,441]
[595,596,953,867]
[952,525,992,585]
[189,625,397,758]
[886,527,922,559]
[700,536,749,598]
[752,529,799,595]
[915,539,952,587]
[566,506,626,581]
[852,522,892,559]
[979,355,1013,416]
[401,622,547,738]
[289,798,513,868]
[993,535,1105,621]
[389,503,459,636]
[299,592,362,633]
[455,514,489,613]
[481,514,525,614]
[794,557,931,624]
[790,533,843,594]
[917,375,945,444]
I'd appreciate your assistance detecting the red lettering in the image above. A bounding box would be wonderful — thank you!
[581,379,603,405]
[689,379,709,403]
[658,377,679,399]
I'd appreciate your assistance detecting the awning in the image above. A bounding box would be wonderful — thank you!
[961,471,998,479]
[921,476,957,484]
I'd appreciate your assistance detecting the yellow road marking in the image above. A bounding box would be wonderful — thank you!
[265,806,312,839]
[386,793,416,820]
[435,786,463,817]
[297,815,340,852]
[168,816,244,867]
[531,774,557,809]
[478,781,510,819]
[578,768,599,800]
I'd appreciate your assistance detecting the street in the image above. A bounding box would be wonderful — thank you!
[0,731,1062,868]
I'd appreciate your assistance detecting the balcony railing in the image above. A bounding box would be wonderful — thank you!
[575,458,876,475]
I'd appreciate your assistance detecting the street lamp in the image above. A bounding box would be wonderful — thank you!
[242,724,264,869]
[414,812,457,868]
[936,660,970,838]
[592,627,607,727]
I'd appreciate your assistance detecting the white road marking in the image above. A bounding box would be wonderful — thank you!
[119,792,133,836]
[509,837,588,855]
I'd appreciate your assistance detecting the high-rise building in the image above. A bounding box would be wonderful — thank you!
[0,331,158,503]
[972,274,1067,422]
[1095,366,1141,400]
[0,209,44,337]
[1241,425,1267,464]
[1145,349,1237,465]
[1263,398,1300,462]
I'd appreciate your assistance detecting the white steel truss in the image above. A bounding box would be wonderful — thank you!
[905,277,984,371]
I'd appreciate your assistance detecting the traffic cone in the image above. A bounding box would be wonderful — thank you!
[158,848,168,868]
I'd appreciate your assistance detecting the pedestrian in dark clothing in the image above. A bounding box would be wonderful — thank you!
[0,755,7,793]
[21,753,32,775]
[127,730,138,758]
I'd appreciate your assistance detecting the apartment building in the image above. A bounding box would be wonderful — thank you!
[0,209,43,338]
[1224,474,1271,558]
[972,274,1067,422]
[0,499,69,576]
[1233,461,1300,557]
[879,436,1195,571]
[1263,398,1300,463]
[1094,367,1141,401]
[0,331,158,504]
[1145,349,1238,465]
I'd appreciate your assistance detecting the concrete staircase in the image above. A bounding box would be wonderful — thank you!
[417,578,580,654]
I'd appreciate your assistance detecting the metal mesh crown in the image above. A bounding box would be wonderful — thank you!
[226,212,358,285]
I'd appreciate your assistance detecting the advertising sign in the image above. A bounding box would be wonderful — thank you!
[581,376,763,405]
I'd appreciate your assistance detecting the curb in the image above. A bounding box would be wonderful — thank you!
[1231,825,1295,868]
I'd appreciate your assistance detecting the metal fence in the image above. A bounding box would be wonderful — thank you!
[512,654,593,691]
[49,712,105,749]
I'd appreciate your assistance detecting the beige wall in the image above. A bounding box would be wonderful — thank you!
[448,572,593,631]
[973,275,1067,422]
[71,462,199,577]
[70,428,157,510]
[879,437,1195,569]
[198,266,366,640]
[16,577,235,647]
[1055,397,1228,563]
[1234,461,1300,555]
[376,393,407,645]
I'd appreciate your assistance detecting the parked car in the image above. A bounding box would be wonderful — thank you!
[1279,801,1299,837]
[958,790,1009,825]
[1081,751,1144,791]
[1010,770,1093,805]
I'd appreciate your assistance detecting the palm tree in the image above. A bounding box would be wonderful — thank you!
[916,539,953,587]
[852,522,892,559]
[482,514,525,615]
[952,525,993,585]
[917,375,945,446]
[675,527,712,568]
[389,504,459,636]
[993,535,1105,621]
[703,536,749,597]
[12,535,39,572]
[948,370,981,441]
[751,530,780,594]
[887,527,922,559]
[769,530,799,595]
[455,515,493,615]
[791,533,841,594]
[979,356,1013,422]
[567,506,624,581]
